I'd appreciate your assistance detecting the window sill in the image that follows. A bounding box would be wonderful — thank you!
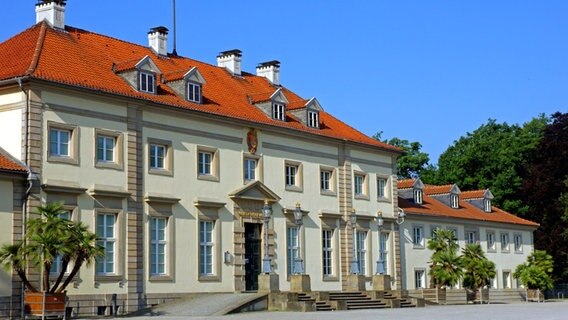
[514,250,523,254]
[198,174,220,182]
[149,275,174,282]
[48,155,79,166]
[354,194,370,201]
[95,275,123,282]
[198,275,220,282]
[501,250,510,254]
[322,276,339,282]
[413,245,425,249]
[149,168,173,176]
[487,249,496,253]
[320,190,337,197]
[376,197,390,203]
[96,161,124,171]
[285,185,303,193]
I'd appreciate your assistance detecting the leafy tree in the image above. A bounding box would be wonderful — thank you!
[520,112,568,282]
[461,244,496,291]
[514,250,554,291]
[0,202,103,293]
[435,116,549,214]
[428,229,462,287]
[373,132,431,179]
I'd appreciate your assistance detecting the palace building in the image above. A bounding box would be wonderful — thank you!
[0,2,538,317]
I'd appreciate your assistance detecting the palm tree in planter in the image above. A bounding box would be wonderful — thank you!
[428,229,463,288]
[462,243,496,303]
[0,202,103,316]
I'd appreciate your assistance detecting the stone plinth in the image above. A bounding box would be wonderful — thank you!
[372,274,392,291]
[290,274,311,292]
[258,273,280,293]
[345,274,366,291]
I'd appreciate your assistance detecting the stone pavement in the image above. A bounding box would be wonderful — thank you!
[127,301,568,320]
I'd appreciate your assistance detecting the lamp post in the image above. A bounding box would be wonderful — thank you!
[349,209,359,274]
[375,211,385,275]
[262,200,273,274]
[293,203,304,274]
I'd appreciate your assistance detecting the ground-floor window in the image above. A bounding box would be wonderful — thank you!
[199,221,214,275]
[287,227,299,275]
[322,229,333,276]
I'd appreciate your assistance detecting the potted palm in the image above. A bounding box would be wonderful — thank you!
[0,202,103,317]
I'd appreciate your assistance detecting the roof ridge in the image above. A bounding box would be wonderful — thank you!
[25,22,48,76]
[0,146,28,173]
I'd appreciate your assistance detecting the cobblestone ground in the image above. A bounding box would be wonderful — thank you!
[125,301,568,320]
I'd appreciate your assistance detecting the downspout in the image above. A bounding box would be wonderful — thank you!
[17,77,33,318]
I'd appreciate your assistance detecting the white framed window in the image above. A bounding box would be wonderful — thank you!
[501,232,510,252]
[150,217,167,276]
[380,232,389,272]
[50,209,72,275]
[447,227,458,239]
[97,135,115,162]
[307,110,319,128]
[199,151,213,175]
[287,227,299,275]
[354,173,368,198]
[514,234,523,253]
[431,225,442,239]
[272,103,285,121]
[149,144,166,169]
[49,128,70,157]
[244,158,257,182]
[285,161,302,191]
[413,225,424,247]
[466,231,477,244]
[450,194,459,208]
[377,177,388,199]
[139,71,155,93]
[415,269,426,289]
[503,271,511,289]
[484,199,492,212]
[487,231,496,251]
[95,129,123,170]
[199,221,215,276]
[414,189,423,204]
[356,231,367,275]
[96,213,117,275]
[322,229,333,277]
[187,81,202,103]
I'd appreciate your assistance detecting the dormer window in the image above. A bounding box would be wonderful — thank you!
[187,82,202,103]
[484,199,492,212]
[450,194,459,208]
[308,110,319,128]
[272,103,285,121]
[413,189,423,204]
[140,71,156,94]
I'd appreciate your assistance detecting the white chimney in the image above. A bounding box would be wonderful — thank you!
[148,26,169,56]
[256,61,280,85]
[35,0,66,29]
[217,50,242,76]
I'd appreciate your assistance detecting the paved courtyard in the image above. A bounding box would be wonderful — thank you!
[126,301,568,320]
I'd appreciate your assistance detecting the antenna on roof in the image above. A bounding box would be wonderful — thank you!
[172,0,178,56]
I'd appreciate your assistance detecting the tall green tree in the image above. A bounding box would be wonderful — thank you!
[520,112,568,282]
[514,250,554,291]
[462,244,496,291]
[373,132,432,179]
[428,229,462,287]
[434,116,549,214]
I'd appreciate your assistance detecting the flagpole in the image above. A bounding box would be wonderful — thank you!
[172,0,178,56]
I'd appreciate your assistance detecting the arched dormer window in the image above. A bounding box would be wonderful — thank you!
[484,199,491,212]
[414,189,423,204]
[450,194,459,208]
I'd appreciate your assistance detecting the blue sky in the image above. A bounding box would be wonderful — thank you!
[2,1,567,163]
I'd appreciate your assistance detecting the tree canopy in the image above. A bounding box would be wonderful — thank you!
[373,132,432,179]
[514,250,554,291]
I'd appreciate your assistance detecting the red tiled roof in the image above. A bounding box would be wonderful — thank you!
[424,184,453,195]
[398,179,414,189]
[399,190,538,227]
[461,190,485,199]
[0,22,402,153]
[0,154,27,173]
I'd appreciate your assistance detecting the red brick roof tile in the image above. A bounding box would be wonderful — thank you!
[0,22,402,153]
[0,153,27,173]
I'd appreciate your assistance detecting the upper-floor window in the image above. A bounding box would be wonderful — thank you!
[321,170,332,192]
[307,110,319,128]
[285,164,298,187]
[150,144,166,169]
[450,194,459,208]
[272,103,285,121]
[187,82,202,103]
[354,174,366,197]
[413,225,425,247]
[514,234,523,253]
[50,128,71,157]
[466,231,477,244]
[413,189,423,204]
[199,151,213,175]
[97,135,115,162]
[501,232,510,252]
[487,231,496,251]
[140,71,156,94]
[244,158,257,182]
[377,177,387,199]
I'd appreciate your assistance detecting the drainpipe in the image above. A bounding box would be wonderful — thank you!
[17,77,33,319]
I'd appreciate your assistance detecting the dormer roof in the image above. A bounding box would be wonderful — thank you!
[0,147,27,174]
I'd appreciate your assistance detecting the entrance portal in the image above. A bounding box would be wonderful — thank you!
[244,223,262,291]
